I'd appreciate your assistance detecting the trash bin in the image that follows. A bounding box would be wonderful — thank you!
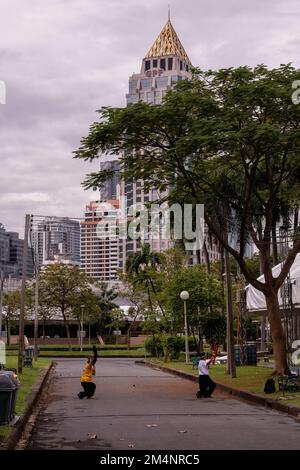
[0,371,20,425]
[245,342,257,365]
[234,345,241,366]
[24,346,35,367]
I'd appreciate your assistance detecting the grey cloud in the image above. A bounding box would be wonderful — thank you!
[1,0,300,234]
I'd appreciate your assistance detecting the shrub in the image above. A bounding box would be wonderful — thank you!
[144,335,163,357]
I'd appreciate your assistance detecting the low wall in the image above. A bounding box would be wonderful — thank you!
[130,335,149,346]
[28,337,97,345]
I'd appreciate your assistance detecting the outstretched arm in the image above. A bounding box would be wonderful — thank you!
[91,345,98,366]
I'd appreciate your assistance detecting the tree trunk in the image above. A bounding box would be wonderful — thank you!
[126,310,140,349]
[42,319,46,339]
[197,325,203,353]
[220,245,225,315]
[265,291,289,375]
[272,223,279,265]
[203,240,211,274]
[149,278,166,318]
[62,308,72,351]
[6,317,10,346]
[294,207,299,231]
[78,320,81,346]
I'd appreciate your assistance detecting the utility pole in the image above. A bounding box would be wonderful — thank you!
[0,270,4,339]
[259,254,266,352]
[224,247,236,378]
[18,214,31,374]
[34,269,39,360]
[80,305,84,352]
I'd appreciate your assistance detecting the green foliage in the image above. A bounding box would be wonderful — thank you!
[126,243,165,318]
[39,263,100,348]
[144,334,197,359]
[160,263,224,333]
[201,315,227,347]
[75,64,300,291]
[144,335,163,357]
[94,282,119,334]
[75,64,300,372]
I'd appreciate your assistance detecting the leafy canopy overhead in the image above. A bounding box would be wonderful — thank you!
[75,64,300,294]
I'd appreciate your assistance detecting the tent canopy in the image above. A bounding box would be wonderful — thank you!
[246,253,300,314]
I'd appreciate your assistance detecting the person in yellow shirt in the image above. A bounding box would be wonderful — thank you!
[78,345,98,399]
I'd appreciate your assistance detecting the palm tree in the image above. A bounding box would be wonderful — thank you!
[126,243,166,317]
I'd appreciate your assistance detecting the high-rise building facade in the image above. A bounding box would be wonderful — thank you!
[88,17,222,279]
[118,18,194,268]
[0,223,34,279]
[80,200,120,282]
[100,160,120,201]
[31,217,80,268]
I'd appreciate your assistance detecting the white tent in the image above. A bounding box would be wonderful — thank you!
[246,253,300,314]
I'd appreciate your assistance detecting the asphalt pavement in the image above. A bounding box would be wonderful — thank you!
[27,358,300,450]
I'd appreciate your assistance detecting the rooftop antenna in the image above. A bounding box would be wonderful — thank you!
[168,4,171,21]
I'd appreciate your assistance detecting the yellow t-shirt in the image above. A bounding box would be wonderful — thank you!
[81,362,95,382]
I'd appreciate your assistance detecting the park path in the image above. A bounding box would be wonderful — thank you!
[28,358,300,450]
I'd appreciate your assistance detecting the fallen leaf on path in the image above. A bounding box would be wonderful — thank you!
[128,443,135,448]
[179,430,187,433]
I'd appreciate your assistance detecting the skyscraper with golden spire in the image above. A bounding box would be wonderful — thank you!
[126,16,192,106]
[118,17,193,267]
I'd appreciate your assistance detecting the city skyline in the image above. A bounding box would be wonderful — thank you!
[1,0,300,236]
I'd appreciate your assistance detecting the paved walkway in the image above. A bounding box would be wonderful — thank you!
[28,358,300,450]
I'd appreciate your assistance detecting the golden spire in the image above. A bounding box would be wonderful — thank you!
[145,18,192,66]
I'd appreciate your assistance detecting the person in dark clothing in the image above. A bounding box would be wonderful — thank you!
[78,345,98,399]
[197,351,216,398]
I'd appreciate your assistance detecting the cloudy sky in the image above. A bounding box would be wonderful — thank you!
[1,0,300,235]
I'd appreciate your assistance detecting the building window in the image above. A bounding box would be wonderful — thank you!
[168,58,173,70]
[127,94,138,105]
[156,77,168,89]
[147,91,154,103]
[153,59,158,68]
[186,64,189,72]
[145,60,151,71]
[171,75,182,85]
[129,80,138,93]
[141,79,152,90]
[160,58,166,70]
[180,60,183,70]
[154,91,161,104]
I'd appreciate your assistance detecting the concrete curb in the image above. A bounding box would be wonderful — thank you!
[138,360,300,420]
[2,361,55,450]
[39,355,148,359]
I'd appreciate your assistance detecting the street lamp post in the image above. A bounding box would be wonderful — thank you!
[0,271,4,339]
[180,291,190,364]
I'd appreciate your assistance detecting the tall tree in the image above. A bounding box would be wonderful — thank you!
[3,290,20,345]
[39,264,91,351]
[74,65,300,374]
[126,243,166,317]
[94,282,118,335]
[161,263,224,349]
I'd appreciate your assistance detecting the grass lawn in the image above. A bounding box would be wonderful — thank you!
[6,343,143,350]
[6,347,150,358]
[147,359,300,409]
[0,357,50,442]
